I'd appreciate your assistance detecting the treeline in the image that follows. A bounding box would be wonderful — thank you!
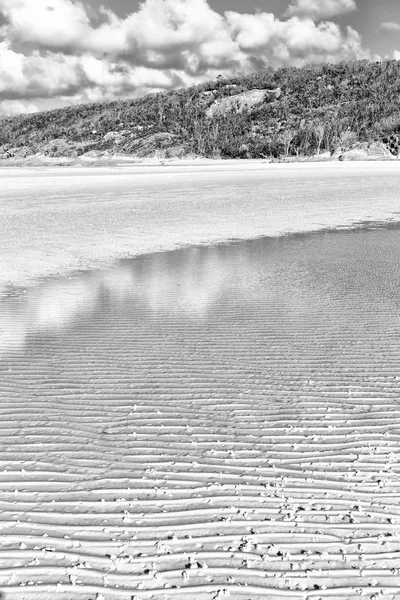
[2,59,400,159]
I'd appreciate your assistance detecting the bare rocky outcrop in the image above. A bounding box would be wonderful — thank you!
[336,141,395,161]
[102,130,136,145]
[103,131,122,143]
[206,88,281,118]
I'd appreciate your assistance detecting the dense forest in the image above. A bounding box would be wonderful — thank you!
[2,59,400,161]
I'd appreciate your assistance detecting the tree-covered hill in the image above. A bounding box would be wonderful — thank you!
[2,59,400,161]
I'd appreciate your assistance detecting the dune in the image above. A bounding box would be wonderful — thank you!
[1,164,400,599]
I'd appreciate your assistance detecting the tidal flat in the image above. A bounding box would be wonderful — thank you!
[1,161,400,289]
[1,163,400,599]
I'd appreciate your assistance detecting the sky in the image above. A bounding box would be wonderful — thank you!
[1,0,400,115]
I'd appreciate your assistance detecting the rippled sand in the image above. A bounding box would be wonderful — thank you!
[1,226,400,599]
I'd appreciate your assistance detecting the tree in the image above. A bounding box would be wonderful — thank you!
[279,129,296,157]
[314,123,325,154]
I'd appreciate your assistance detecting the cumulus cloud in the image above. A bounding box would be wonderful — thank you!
[0,40,182,106]
[226,12,365,66]
[380,22,400,33]
[0,0,369,115]
[0,0,90,49]
[0,99,38,115]
[0,41,84,101]
[0,0,238,67]
[285,0,357,20]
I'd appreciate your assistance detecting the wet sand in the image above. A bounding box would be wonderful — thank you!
[1,225,400,598]
[2,161,400,289]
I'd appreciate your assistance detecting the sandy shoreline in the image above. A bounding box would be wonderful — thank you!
[2,229,400,598]
[1,161,400,290]
[2,164,400,598]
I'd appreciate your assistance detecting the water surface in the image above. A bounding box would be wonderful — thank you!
[1,227,400,598]
[2,162,400,288]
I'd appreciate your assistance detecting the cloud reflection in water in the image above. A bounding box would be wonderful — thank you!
[0,242,257,357]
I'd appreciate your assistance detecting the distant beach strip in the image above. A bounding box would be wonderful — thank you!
[1,162,400,290]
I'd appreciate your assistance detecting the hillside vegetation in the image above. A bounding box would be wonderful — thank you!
[2,59,400,161]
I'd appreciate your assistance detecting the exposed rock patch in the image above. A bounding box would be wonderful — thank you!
[206,88,280,118]
[336,141,395,161]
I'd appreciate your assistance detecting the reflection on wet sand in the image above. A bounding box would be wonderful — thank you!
[0,242,257,356]
[2,227,400,596]
[2,225,400,360]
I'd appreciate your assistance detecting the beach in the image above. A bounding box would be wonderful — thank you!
[1,161,400,289]
[1,163,400,599]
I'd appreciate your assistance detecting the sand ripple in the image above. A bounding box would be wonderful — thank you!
[1,229,400,599]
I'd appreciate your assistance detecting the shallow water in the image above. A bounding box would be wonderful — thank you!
[2,162,400,288]
[1,227,400,598]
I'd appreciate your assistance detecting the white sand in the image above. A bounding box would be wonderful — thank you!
[1,163,400,599]
[1,161,400,288]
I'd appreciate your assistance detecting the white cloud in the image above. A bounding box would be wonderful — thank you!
[0,99,38,115]
[380,22,400,33]
[0,41,81,99]
[0,0,90,49]
[0,0,369,115]
[0,40,182,106]
[226,13,366,66]
[285,0,357,20]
